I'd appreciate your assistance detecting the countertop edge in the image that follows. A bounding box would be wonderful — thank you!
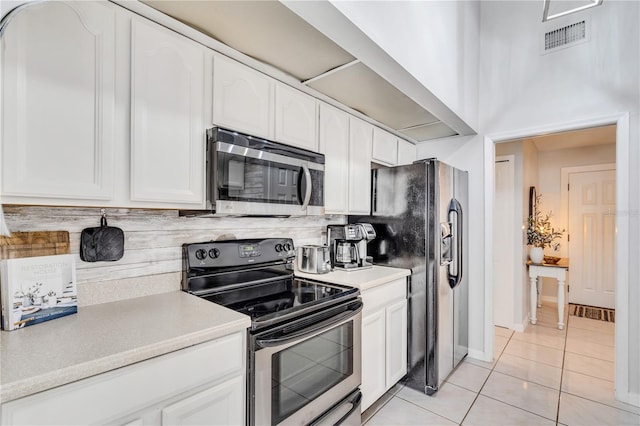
[1,304,250,403]
[294,265,411,291]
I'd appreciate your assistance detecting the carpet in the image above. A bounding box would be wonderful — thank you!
[569,303,615,323]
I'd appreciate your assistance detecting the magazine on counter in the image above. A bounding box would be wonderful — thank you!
[1,254,77,330]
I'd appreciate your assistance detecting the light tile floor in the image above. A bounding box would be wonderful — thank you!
[364,303,640,425]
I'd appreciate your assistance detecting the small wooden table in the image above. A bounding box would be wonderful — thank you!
[527,258,569,329]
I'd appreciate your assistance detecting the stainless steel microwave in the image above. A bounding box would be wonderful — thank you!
[187,127,325,217]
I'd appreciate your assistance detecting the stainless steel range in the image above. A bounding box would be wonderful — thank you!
[182,238,363,426]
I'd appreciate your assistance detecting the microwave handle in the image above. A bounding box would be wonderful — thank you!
[301,163,312,208]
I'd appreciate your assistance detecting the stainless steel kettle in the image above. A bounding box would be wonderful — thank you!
[296,245,331,274]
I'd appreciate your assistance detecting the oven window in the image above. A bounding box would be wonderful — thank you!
[271,322,354,424]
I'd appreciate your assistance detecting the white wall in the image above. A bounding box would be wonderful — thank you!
[480,0,640,401]
[350,0,639,402]
[330,0,480,131]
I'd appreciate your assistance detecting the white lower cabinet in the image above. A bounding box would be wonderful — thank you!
[361,309,387,410]
[160,375,244,426]
[361,278,408,412]
[385,299,409,385]
[0,332,246,426]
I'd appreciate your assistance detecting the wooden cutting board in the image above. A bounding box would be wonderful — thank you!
[0,231,70,259]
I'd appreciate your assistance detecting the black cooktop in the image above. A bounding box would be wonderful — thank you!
[203,277,354,318]
[182,238,359,331]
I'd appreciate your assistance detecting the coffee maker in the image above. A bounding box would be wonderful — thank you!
[327,223,377,270]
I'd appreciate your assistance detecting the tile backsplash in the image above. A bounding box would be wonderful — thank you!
[2,206,345,306]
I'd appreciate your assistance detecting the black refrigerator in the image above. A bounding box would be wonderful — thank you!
[350,158,468,395]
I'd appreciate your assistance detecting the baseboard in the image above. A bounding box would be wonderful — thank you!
[617,391,640,408]
[468,348,490,362]
[511,322,526,332]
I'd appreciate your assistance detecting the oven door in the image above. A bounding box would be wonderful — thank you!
[251,300,362,426]
[212,140,324,216]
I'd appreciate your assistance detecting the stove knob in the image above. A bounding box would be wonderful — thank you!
[195,249,207,260]
[208,248,220,259]
[275,243,283,252]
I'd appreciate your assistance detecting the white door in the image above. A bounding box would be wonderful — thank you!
[568,169,616,308]
[493,157,515,328]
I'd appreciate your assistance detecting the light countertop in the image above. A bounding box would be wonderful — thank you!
[0,291,250,403]
[295,264,411,291]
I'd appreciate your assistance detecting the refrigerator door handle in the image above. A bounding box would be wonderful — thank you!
[448,198,463,289]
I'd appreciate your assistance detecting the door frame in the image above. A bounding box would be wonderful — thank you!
[561,164,616,307]
[484,112,632,405]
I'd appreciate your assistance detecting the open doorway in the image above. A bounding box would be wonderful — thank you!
[493,125,616,326]
[484,113,636,403]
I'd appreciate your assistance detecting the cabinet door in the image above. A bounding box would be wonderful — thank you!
[348,118,373,214]
[275,84,318,152]
[130,18,205,206]
[372,128,398,166]
[161,375,244,426]
[1,1,115,203]
[397,139,417,166]
[386,299,408,386]
[1,333,244,425]
[320,104,349,214]
[212,54,273,139]
[361,309,387,412]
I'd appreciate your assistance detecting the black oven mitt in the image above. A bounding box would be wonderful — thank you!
[80,216,124,262]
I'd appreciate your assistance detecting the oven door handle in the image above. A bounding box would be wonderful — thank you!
[255,301,362,349]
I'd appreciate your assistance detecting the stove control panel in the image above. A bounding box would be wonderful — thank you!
[184,238,295,268]
[239,243,262,258]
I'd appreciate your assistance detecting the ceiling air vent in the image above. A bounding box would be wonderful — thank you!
[542,18,589,54]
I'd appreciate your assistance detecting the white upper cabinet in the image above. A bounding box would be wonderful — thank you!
[275,83,319,152]
[130,18,206,206]
[1,1,116,204]
[372,128,398,167]
[397,139,417,166]
[348,118,373,215]
[319,104,350,214]
[212,54,274,140]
